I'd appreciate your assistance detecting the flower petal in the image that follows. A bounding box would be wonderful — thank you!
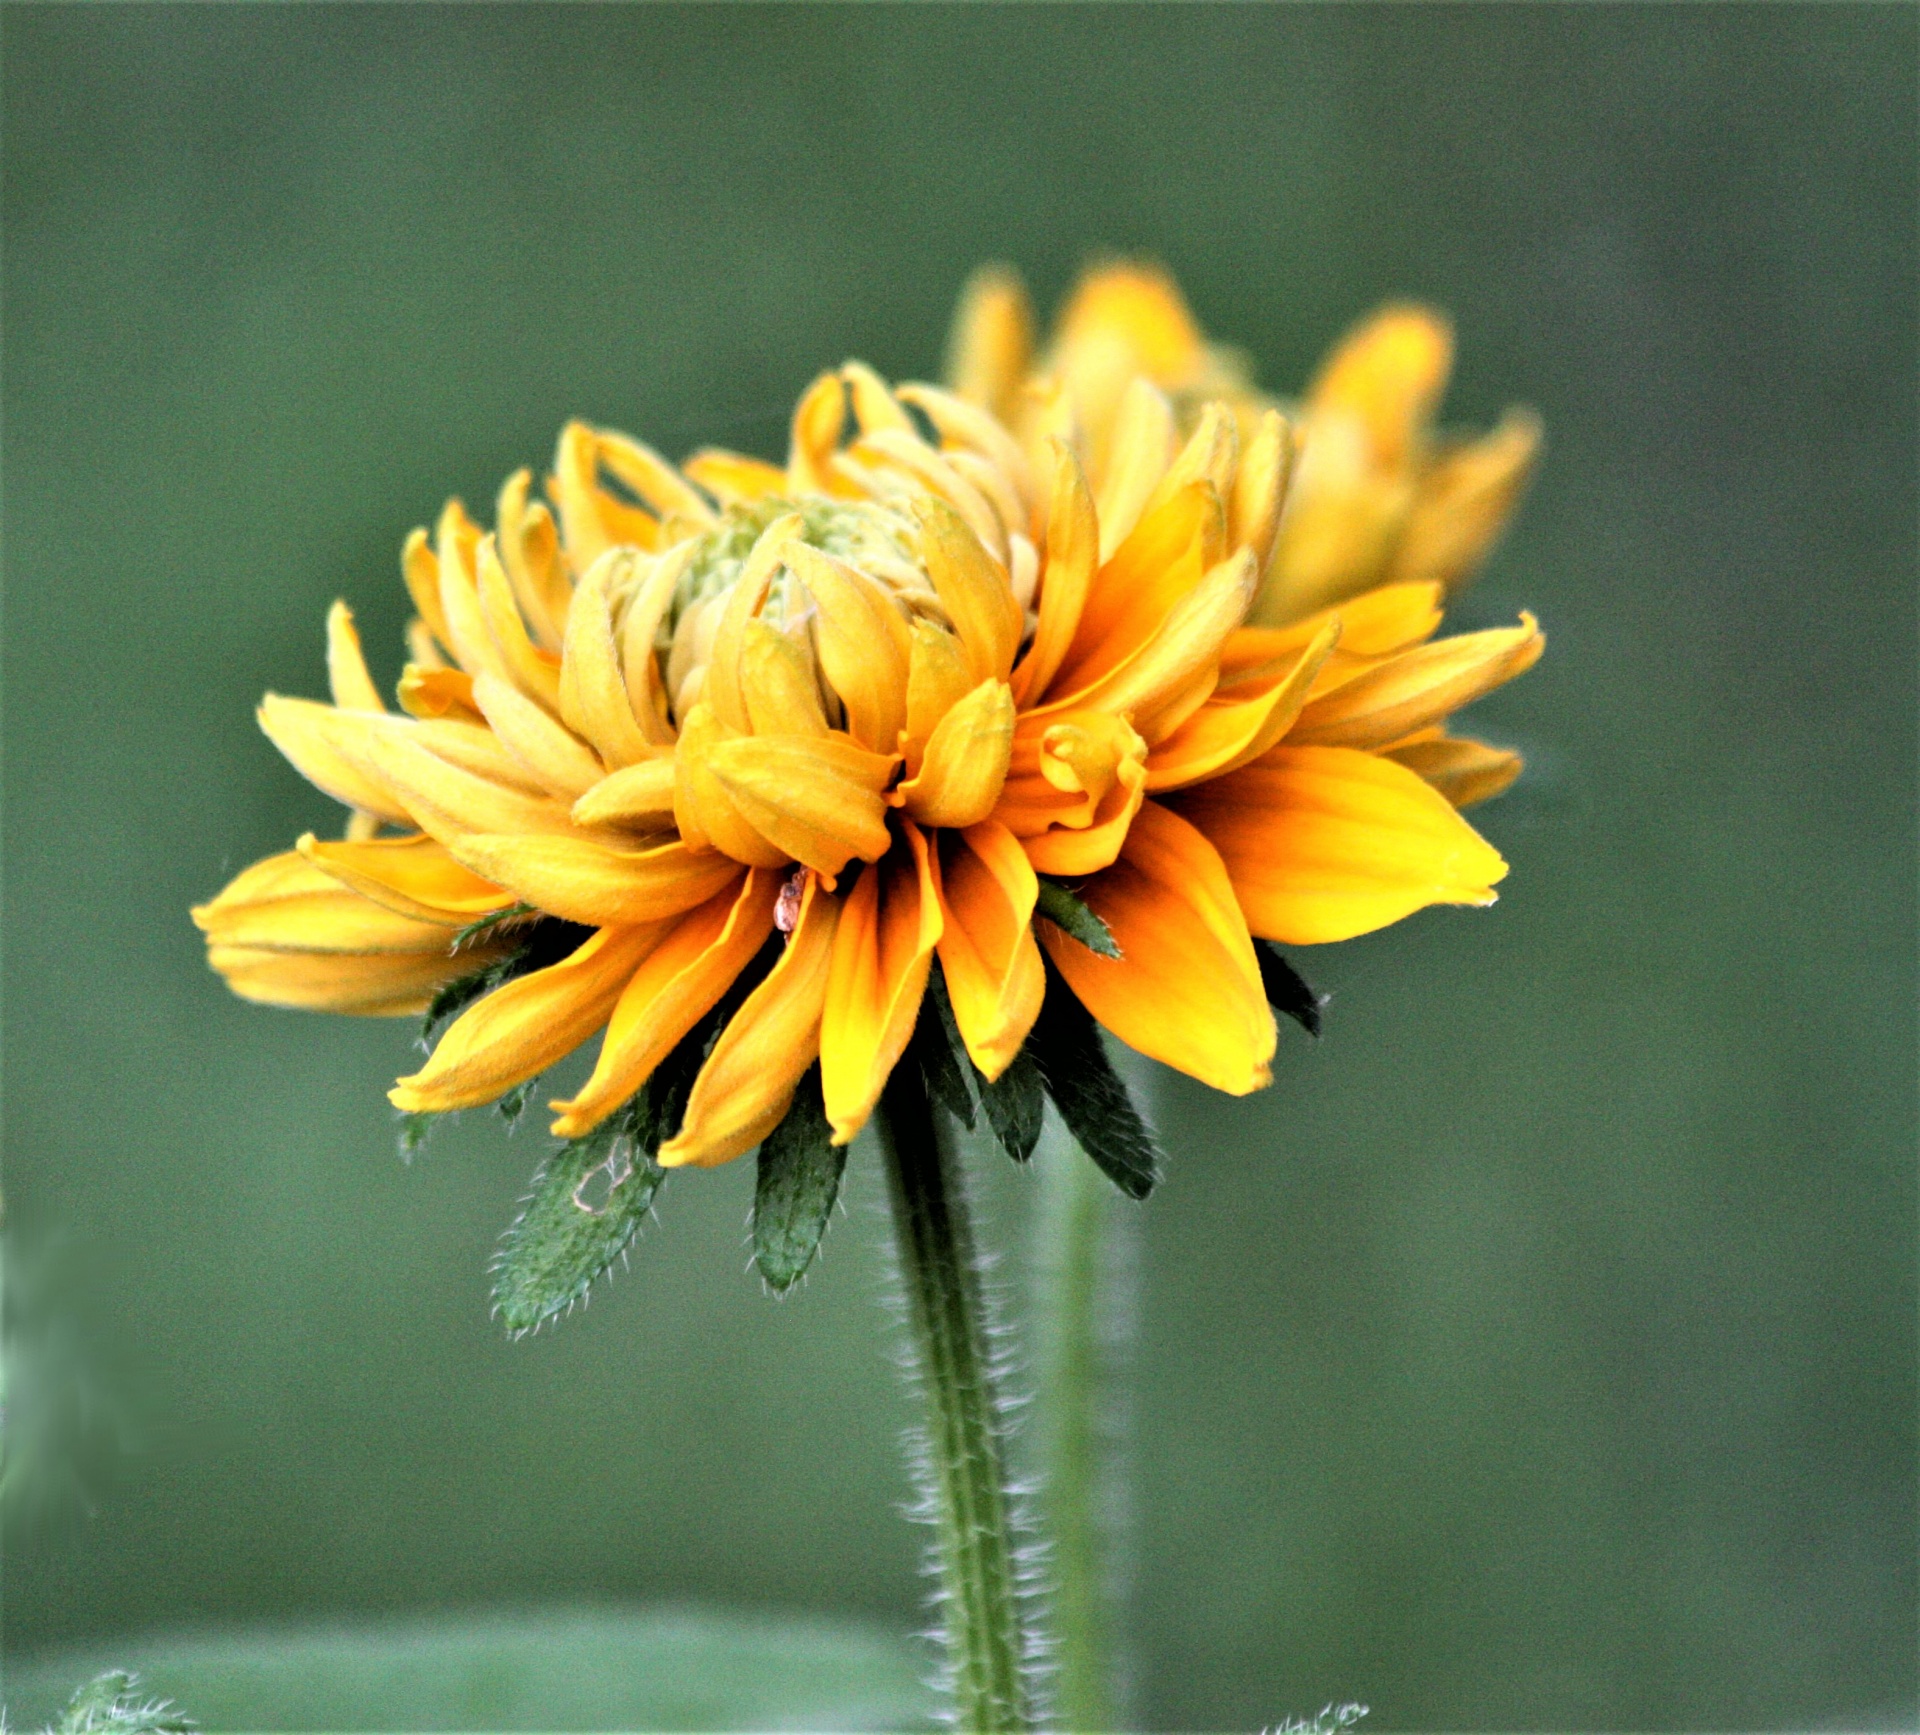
[704,732,896,876]
[476,535,564,710]
[1286,614,1543,750]
[1039,800,1273,1095]
[495,468,571,653]
[1171,744,1507,943]
[659,873,842,1168]
[550,870,781,1137]
[570,757,678,830]
[471,671,604,801]
[326,602,386,713]
[364,727,579,843]
[682,448,789,506]
[1384,733,1524,809]
[560,550,657,768]
[206,944,487,1017]
[1010,438,1098,706]
[445,833,744,928]
[298,831,513,924]
[898,680,1015,830]
[391,924,663,1114]
[1308,303,1453,470]
[820,824,943,1145]
[1387,408,1542,592]
[256,695,414,826]
[934,822,1044,1081]
[784,542,912,753]
[192,851,461,953]
[944,264,1034,425]
[913,496,1023,683]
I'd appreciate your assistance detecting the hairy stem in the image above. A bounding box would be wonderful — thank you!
[1035,1136,1135,1733]
[877,1061,1033,1733]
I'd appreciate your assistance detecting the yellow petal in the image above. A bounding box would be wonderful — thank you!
[1232,409,1295,588]
[1038,800,1273,1095]
[1094,377,1177,558]
[256,695,414,826]
[445,833,744,928]
[863,429,1008,562]
[1010,716,1150,877]
[1384,733,1524,808]
[704,732,896,876]
[672,701,794,867]
[1133,403,1238,542]
[896,381,1038,520]
[470,671,604,801]
[1171,744,1507,943]
[903,618,976,773]
[787,371,849,495]
[551,871,781,1138]
[594,428,716,528]
[820,824,943,1145]
[1145,618,1340,791]
[559,550,656,768]
[549,421,659,573]
[913,496,1023,683]
[298,831,513,924]
[1010,439,1098,707]
[391,924,662,1114]
[495,468,571,653]
[206,943,490,1017]
[740,618,829,738]
[841,361,915,439]
[397,663,483,724]
[435,498,503,679]
[933,822,1043,1081]
[476,535,564,710]
[1287,614,1543,750]
[898,679,1014,830]
[659,874,842,1168]
[943,264,1033,425]
[570,757,678,830]
[407,716,549,795]
[703,513,802,733]
[192,850,461,953]
[401,526,454,659]
[326,602,386,713]
[784,542,911,753]
[682,448,788,506]
[617,542,691,747]
[362,727,579,844]
[1387,408,1542,592]
[1308,303,1453,470]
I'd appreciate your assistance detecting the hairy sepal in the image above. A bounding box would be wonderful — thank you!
[1034,878,1122,959]
[1256,940,1327,1037]
[1026,964,1162,1199]
[752,1065,845,1292]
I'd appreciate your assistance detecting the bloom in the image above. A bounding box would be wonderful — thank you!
[195,264,1542,1169]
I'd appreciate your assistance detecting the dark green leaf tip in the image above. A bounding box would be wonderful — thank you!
[917,966,979,1129]
[752,1066,846,1292]
[978,1050,1045,1164]
[1026,967,1162,1199]
[1034,879,1121,959]
[1256,941,1326,1037]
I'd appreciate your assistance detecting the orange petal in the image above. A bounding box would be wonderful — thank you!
[820,825,943,1145]
[659,873,842,1168]
[1171,744,1507,943]
[1010,438,1098,706]
[1144,618,1340,791]
[397,664,483,724]
[1038,800,1273,1095]
[550,870,781,1137]
[934,822,1044,1081]
[391,924,662,1114]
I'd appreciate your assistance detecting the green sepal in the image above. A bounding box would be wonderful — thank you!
[1256,940,1325,1037]
[1025,966,1161,1199]
[917,966,978,1129]
[752,1065,845,1292]
[422,917,593,1046]
[977,1051,1045,1164]
[397,1111,436,1163]
[451,901,537,949]
[491,1104,666,1336]
[496,1076,539,1127]
[1034,879,1121,959]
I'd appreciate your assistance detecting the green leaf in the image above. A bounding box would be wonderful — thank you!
[51,1671,195,1735]
[977,1051,1045,1164]
[491,1108,666,1335]
[1034,879,1121,959]
[1256,940,1325,1037]
[752,1066,845,1292]
[917,966,978,1129]
[1025,968,1161,1199]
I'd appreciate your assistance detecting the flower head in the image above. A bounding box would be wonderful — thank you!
[195,264,1542,1175]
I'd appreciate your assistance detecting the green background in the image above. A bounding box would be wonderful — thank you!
[4,4,1913,1728]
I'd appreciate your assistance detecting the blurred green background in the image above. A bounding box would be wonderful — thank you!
[4,5,1913,1729]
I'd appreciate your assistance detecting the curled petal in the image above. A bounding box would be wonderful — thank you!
[397,664,483,724]
[1388,408,1542,592]
[391,925,662,1114]
[740,619,829,738]
[192,851,462,953]
[1233,409,1295,588]
[495,468,571,653]
[256,695,413,826]
[471,671,603,801]
[445,833,744,928]
[550,421,659,572]
[913,496,1023,682]
[898,680,1014,830]
[903,618,975,773]
[1094,378,1178,558]
[594,428,716,528]
[550,870,781,1138]
[1145,618,1340,792]
[205,944,489,1017]
[934,822,1044,1081]
[298,831,513,924]
[672,703,792,868]
[560,551,657,768]
[788,371,849,494]
[326,602,386,713]
[682,448,788,506]
[364,727,578,844]
[821,824,942,1145]
[704,732,897,876]
[1287,614,1543,751]
[1385,733,1524,809]
[1039,801,1273,1095]
[659,873,842,1168]
[784,542,912,753]
[1010,439,1098,707]
[1171,744,1507,944]
[571,757,678,830]
[401,527,454,658]
[476,536,563,711]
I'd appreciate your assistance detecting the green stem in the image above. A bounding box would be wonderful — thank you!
[1035,1138,1133,1733]
[876,1061,1033,1734]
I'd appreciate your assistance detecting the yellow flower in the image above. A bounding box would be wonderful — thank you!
[194,270,1542,1170]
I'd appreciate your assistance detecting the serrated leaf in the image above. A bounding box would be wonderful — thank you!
[752,1066,844,1292]
[1026,968,1161,1199]
[916,966,978,1128]
[1256,941,1325,1037]
[492,1109,665,1335]
[977,1050,1045,1163]
[1034,878,1122,959]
